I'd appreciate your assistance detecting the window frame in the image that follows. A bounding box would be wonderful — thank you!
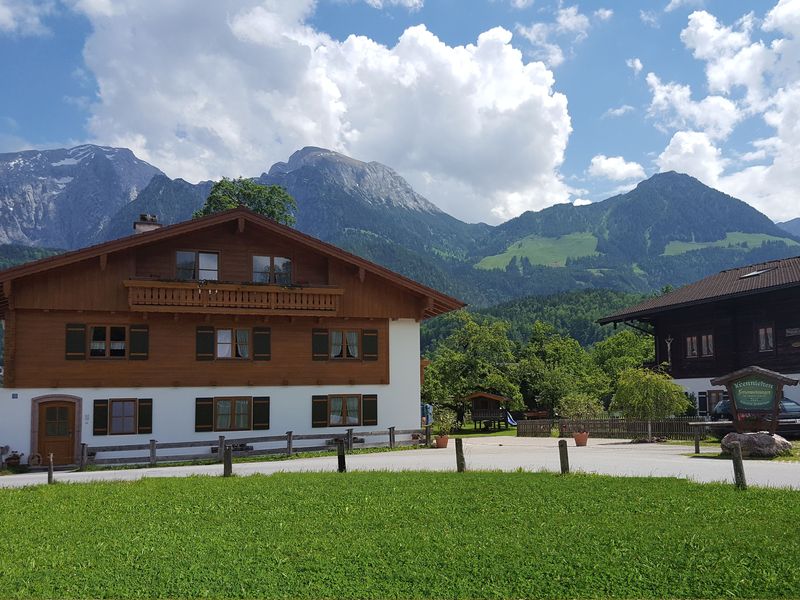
[757,324,776,353]
[88,325,128,359]
[699,332,714,358]
[214,327,251,360]
[175,250,220,281]
[329,329,361,360]
[109,398,138,435]
[327,394,362,427]
[251,254,294,285]
[212,396,252,432]
[685,335,699,359]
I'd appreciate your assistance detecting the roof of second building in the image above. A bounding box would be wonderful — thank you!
[599,255,800,324]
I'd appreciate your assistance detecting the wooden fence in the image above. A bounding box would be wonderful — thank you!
[81,426,428,468]
[517,417,708,440]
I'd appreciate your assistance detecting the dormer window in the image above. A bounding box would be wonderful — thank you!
[176,251,218,281]
[253,256,292,285]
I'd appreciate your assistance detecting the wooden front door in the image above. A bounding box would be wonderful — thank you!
[38,402,75,465]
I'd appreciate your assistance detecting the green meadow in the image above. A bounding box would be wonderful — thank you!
[476,232,599,270]
[1,471,798,599]
[662,231,799,256]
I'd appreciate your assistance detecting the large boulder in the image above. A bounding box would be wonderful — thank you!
[720,432,793,458]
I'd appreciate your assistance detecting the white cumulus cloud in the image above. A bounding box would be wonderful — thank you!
[626,57,643,75]
[0,0,54,35]
[517,4,598,67]
[588,155,645,181]
[71,0,573,224]
[657,131,725,186]
[602,104,634,118]
[594,8,613,21]
[363,0,423,10]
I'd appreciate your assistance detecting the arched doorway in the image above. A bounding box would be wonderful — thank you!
[30,395,82,466]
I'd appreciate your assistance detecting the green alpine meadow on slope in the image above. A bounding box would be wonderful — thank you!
[662,231,800,256]
[475,231,599,270]
[0,472,798,599]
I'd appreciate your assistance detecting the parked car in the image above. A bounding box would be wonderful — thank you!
[710,398,800,438]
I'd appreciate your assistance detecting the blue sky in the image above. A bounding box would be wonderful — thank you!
[0,0,796,224]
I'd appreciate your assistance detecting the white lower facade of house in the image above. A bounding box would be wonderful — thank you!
[674,374,800,416]
[0,319,422,464]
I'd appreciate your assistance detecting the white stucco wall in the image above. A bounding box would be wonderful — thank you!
[0,319,422,461]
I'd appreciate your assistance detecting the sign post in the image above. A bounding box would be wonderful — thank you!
[711,366,798,434]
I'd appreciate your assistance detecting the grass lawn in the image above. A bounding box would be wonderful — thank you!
[1,472,799,599]
[451,426,518,438]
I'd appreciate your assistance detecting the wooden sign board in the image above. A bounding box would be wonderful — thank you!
[711,367,798,434]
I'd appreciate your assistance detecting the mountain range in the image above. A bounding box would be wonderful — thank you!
[1,144,799,307]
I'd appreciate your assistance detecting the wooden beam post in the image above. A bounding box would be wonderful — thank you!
[286,431,293,456]
[346,428,354,452]
[48,453,54,485]
[336,439,346,473]
[694,431,701,455]
[223,445,233,477]
[218,435,225,463]
[558,439,570,474]
[388,426,396,449]
[731,441,747,490]
[149,439,157,467]
[455,438,466,473]
[425,425,432,447]
[79,443,88,470]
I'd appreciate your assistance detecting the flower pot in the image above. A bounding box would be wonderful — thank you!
[435,435,449,448]
[5,455,21,467]
[573,431,589,447]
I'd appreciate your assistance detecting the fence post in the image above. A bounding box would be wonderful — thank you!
[47,453,54,485]
[389,426,396,449]
[336,439,346,473]
[79,443,88,469]
[425,425,432,447]
[346,428,354,452]
[455,438,466,473]
[149,439,157,467]
[286,431,293,456]
[218,435,225,463]
[558,439,570,475]
[694,431,701,454]
[731,441,747,490]
[223,444,233,477]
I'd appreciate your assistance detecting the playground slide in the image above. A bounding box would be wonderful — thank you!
[506,411,518,426]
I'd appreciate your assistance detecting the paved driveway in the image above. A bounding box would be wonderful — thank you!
[1,436,799,489]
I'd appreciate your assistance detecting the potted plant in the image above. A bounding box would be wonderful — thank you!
[558,393,604,447]
[433,408,457,448]
[4,450,24,468]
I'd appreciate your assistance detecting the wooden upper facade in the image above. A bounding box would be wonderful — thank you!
[0,208,464,388]
[600,257,800,380]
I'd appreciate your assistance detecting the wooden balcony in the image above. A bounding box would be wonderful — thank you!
[124,280,344,316]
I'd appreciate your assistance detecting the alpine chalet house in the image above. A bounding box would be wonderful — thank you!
[599,256,800,416]
[0,208,463,465]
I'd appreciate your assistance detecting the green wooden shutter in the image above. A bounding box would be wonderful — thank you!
[196,326,215,361]
[129,325,149,360]
[362,394,378,426]
[362,330,378,361]
[93,399,109,436]
[253,328,272,361]
[65,323,86,360]
[312,329,329,361]
[253,397,270,430]
[137,398,153,434]
[195,397,214,432]
[312,395,329,428]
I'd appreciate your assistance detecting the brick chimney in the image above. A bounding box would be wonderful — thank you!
[133,214,161,234]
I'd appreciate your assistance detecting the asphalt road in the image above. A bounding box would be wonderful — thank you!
[1,436,799,489]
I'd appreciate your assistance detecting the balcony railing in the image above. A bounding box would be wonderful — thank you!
[124,280,344,316]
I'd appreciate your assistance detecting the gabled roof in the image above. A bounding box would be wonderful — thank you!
[598,255,800,324]
[0,207,465,318]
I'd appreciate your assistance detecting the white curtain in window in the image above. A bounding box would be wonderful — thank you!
[345,331,359,359]
[235,399,250,429]
[331,330,343,359]
[346,396,359,425]
[216,399,232,430]
[236,329,250,359]
[217,329,232,358]
[330,397,344,425]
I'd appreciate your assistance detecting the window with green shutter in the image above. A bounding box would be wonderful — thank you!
[362,330,378,361]
[312,395,329,427]
[138,399,153,434]
[253,397,270,430]
[362,395,378,426]
[65,323,87,360]
[253,328,271,361]
[312,329,329,361]
[195,398,214,432]
[196,326,215,361]
[129,325,149,360]
[93,399,109,435]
